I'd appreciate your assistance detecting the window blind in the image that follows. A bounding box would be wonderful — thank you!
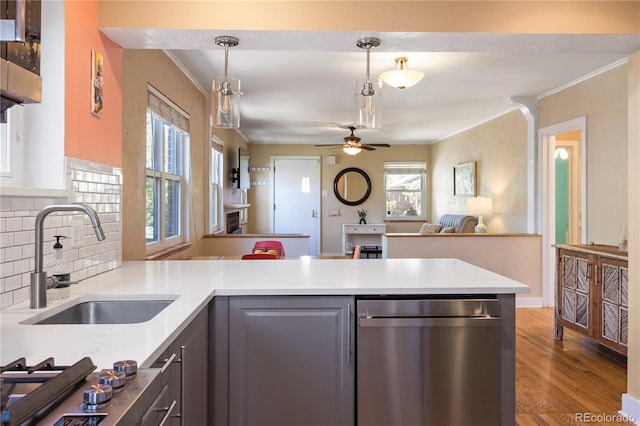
[147,84,190,132]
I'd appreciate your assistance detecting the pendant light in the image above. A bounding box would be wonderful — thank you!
[353,37,381,129]
[213,36,240,128]
[379,57,425,89]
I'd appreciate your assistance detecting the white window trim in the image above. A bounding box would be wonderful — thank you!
[208,136,224,234]
[384,161,427,221]
[145,86,190,254]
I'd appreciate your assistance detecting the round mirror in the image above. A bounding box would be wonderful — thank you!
[333,167,371,206]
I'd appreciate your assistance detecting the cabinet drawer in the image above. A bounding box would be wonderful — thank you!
[344,225,385,234]
[140,384,176,426]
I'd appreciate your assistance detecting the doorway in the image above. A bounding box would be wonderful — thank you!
[554,136,581,245]
[539,117,587,307]
[271,156,321,256]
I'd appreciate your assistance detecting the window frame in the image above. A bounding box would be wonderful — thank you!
[383,161,427,221]
[145,86,190,255]
[208,137,224,234]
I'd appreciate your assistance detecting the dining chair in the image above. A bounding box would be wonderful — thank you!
[352,245,361,259]
[241,253,278,260]
[252,240,286,257]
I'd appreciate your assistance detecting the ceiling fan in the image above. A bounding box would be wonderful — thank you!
[315,127,390,155]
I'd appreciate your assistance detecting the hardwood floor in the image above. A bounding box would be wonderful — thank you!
[516,308,632,425]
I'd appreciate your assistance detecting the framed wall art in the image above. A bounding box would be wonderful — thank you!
[91,50,104,116]
[453,161,476,196]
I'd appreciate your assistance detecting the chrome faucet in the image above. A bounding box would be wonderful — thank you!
[31,204,106,309]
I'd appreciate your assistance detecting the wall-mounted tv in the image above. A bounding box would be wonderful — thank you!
[232,147,251,189]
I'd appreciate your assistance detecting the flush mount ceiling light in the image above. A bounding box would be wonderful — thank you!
[213,36,240,129]
[353,37,381,129]
[379,57,425,89]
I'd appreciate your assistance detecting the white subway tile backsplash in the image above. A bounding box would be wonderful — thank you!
[14,231,31,245]
[5,217,22,232]
[10,198,34,211]
[0,157,123,308]
[5,246,21,262]
[0,263,13,279]
[13,259,29,275]
[4,275,21,292]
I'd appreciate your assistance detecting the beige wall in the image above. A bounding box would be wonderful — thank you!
[98,1,640,35]
[539,64,628,245]
[430,109,529,233]
[247,144,430,255]
[121,50,207,260]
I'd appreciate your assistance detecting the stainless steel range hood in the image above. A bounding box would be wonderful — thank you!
[1,0,42,114]
[1,58,41,104]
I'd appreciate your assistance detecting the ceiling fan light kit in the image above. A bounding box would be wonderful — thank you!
[213,35,241,129]
[379,57,425,89]
[354,37,381,129]
[343,146,362,156]
[315,126,390,156]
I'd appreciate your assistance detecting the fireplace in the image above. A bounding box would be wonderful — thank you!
[227,211,241,234]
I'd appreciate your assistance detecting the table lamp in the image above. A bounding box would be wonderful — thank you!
[466,197,493,233]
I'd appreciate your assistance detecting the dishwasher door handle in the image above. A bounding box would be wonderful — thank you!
[359,316,501,327]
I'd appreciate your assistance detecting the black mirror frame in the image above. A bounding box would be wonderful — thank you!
[333,167,372,206]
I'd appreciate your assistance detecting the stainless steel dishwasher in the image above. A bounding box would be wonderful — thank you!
[357,297,502,426]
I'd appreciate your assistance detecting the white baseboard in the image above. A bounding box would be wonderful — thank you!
[515,297,543,308]
[621,394,640,425]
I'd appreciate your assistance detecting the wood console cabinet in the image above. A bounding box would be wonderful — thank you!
[554,244,628,355]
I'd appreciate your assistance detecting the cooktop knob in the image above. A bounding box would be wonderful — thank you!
[113,360,137,380]
[82,383,112,411]
[99,369,127,393]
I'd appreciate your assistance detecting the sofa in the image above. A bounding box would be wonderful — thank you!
[419,214,478,234]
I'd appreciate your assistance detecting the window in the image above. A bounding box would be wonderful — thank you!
[146,86,190,253]
[384,162,427,220]
[209,138,224,233]
[0,105,25,187]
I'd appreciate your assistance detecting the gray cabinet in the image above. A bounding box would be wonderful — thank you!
[153,307,208,425]
[213,296,355,426]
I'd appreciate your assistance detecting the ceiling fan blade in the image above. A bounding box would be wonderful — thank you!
[314,144,348,147]
[361,145,376,151]
[363,143,391,148]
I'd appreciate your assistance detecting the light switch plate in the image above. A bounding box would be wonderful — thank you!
[329,209,340,216]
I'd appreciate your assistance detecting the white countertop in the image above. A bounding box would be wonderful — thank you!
[1,258,529,369]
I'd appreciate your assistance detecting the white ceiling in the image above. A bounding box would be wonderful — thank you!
[102,29,640,146]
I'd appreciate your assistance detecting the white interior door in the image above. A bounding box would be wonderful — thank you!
[271,156,320,256]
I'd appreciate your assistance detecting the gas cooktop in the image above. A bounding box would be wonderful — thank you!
[1,357,161,426]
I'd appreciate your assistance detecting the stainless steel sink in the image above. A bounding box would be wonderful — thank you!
[26,298,176,325]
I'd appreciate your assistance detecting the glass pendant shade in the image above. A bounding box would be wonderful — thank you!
[353,79,381,129]
[213,77,240,128]
[343,146,362,156]
[379,57,425,89]
[353,37,381,129]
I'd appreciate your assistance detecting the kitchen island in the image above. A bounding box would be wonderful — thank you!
[1,258,529,425]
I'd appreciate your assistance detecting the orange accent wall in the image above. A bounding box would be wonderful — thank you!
[65,0,122,167]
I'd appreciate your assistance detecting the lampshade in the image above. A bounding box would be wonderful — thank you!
[343,146,362,156]
[353,38,381,129]
[379,57,425,89]
[213,36,240,129]
[466,197,493,215]
[466,196,492,233]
